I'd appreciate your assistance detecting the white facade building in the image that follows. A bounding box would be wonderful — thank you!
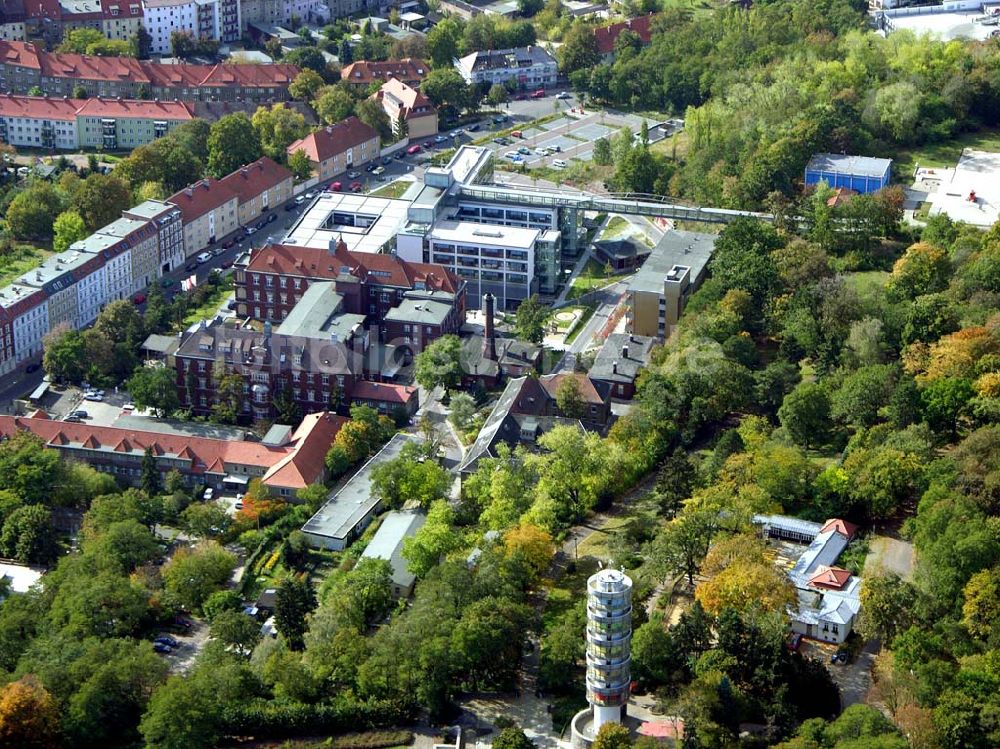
[142,0,198,55]
[455,46,558,89]
[72,233,133,305]
[72,254,109,328]
[0,97,79,150]
[0,284,47,372]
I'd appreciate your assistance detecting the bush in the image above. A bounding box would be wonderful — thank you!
[219,698,416,739]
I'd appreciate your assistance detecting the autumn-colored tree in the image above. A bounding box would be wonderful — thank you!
[886,242,951,301]
[503,523,555,578]
[0,675,61,749]
[695,534,794,616]
[234,478,287,527]
[961,565,1000,640]
[908,325,1000,384]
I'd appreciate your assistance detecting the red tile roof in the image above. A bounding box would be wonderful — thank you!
[593,14,657,56]
[218,156,292,205]
[376,77,435,121]
[341,58,429,86]
[74,97,194,120]
[167,178,238,224]
[287,116,378,163]
[807,565,852,590]
[820,518,858,539]
[245,242,462,294]
[539,373,606,405]
[352,380,417,405]
[0,94,82,121]
[0,411,343,490]
[0,41,298,90]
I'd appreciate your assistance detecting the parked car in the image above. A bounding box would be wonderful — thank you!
[83,393,103,401]
[531,89,545,98]
[493,137,507,145]
[422,140,433,148]
[350,181,363,192]
[254,219,266,230]
[787,633,802,652]
[395,151,406,160]
[174,616,193,629]
[329,181,343,191]
[160,277,175,288]
[227,299,238,310]
[494,114,508,123]
[556,91,570,99]
[184,261,198,272]
[434,134,447,143]
[407,144,421,155]
[63,415,83,423]
[552,159,567,168]
[153,642,172,654]
[25,362,41,373]
[517,146,531,155]
[511,130,523,138]
[195,251,212,264]
[69,410,88,419]
[372,166,385,176]
[221,259,234,269]
[348,170,361,179]
[466,123,480,132]
[222,237,236,248]
[284,202,297,211]
[266,213,277,224]
[122,403,135,411]
[382,156,393,165]
[203,487,214,500]
[504,150,519,159]
[830,652,848,664]
[366,163,376,172]
[304,191,316,199]
[534,147,547,155]
[244,226,257,235]
[155,635,179,648]
[294,195,305,205]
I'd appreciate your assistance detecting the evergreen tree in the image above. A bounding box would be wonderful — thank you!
[140,446,162,497]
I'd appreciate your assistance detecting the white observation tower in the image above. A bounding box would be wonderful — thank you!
[585,568,633,731]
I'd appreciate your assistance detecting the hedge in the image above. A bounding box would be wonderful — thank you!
[220,698,417,740]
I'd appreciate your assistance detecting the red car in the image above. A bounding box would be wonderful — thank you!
[407,144,421,155]
[531,89,545,98]
[329,181,342,191]
[350,181,363,192]
[132,292,146,305]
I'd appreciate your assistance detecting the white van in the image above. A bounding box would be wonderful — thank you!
[552,159,567,168]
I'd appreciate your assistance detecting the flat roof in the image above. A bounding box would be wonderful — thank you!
[927,148,1000,228]
[98,216,150,238]
[301,433,424,541]
[112,413,249,441]
[806,153,892,178]
[282,192,410,254]
[428,220,539,249]
[0,562,44,593]
[273,281,364,340]
[124,200,178,221]
[629,230,716,295]
[359,509,426,590]
[383,296,453,326]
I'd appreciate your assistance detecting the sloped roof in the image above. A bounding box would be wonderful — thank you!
[341,57,429,85]
[538,373,609,406]
[352,380,417,405]
[377,76,435,119]
[262,411,347,489]
[74,97,194,120]
[593,13,657,55]
[286,116,378,163]
[167,178,238,223]
[218,156,293,205]
[807,565,852,590]
[820,518,858,539]
[0,94,82,120]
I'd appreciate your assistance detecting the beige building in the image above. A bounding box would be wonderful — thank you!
[168,179,239,257]
[626,230,716,338]
[218,156,294,227]
[286,116,379,182]
[102,0,144,40]
[76,98,194,150]
[98,216,161,293]
[374,77,437,140]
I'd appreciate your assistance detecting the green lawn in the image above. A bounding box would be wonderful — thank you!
[843,270,889,298]
[567,259,629,300]
[179,275,234,328]
[599,216,631,241]
[369,179,414,199]
[892,129,1000,178]
[0,246,54,288]
[564,305,596,345]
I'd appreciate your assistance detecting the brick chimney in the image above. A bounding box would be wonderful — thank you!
[483,292,497,362]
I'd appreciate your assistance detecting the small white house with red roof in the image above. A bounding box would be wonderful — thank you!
[754,514,863,644]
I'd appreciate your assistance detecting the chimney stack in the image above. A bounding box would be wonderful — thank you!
[622,345,628,359]
[483,292,497,362]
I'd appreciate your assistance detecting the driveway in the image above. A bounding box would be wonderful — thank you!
[801,638,878,709]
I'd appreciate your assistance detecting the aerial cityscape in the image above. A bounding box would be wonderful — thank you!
[0,0,996,747]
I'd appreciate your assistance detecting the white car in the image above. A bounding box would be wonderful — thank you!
[245,226,257,235]
[83,393,104,401]
[195,251,212,264]
[552,159,567,168]
[203,487,214,501]
[450,130,461,138]
[534,147,547,155]
[556,91,570,99]
[504,150,519,159]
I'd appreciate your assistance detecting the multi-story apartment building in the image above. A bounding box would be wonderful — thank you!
[75,97,193,149]
[0,41,297,101]
[142,0,237,54]
[97,215,160,292]
[0,94,193,151]
[0,0,26,42]
[168,177,239,256]
[69,231,133,304]
[0,410,347,497]
[0,94,78,149]
[0,282,47,369]
[455,46,557,89]
[286,116,379,182]
[217,156,293,228]
[123,199,184,275]
[0,305,14,376]
[101,0,144,41]
[341,58,429,91]
[374,77,437,140]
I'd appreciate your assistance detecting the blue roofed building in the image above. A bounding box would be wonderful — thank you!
[805,153,892,194]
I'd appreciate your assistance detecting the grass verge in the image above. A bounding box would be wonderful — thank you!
[179,275,234,328]
[369,179,414,199]
[564,305,596,345]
